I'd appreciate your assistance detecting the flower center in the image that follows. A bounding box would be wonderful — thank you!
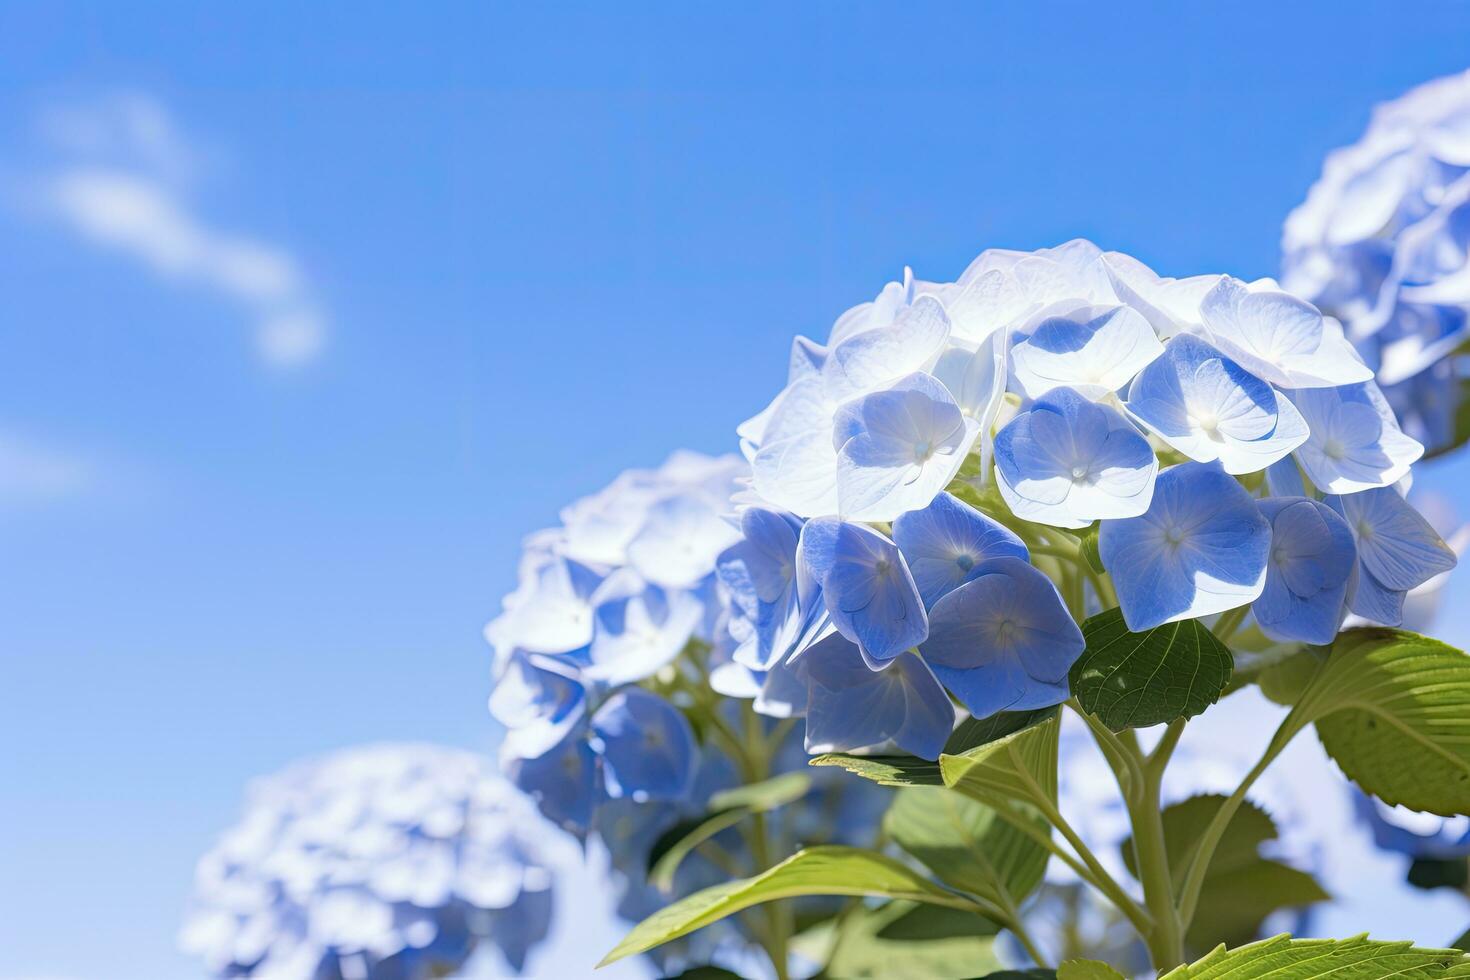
[913,440,935,462]
[954,553,975,572]
[1164,525,1186,547]
[1324,437,1347,460]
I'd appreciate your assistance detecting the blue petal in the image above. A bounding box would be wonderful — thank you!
[802,633,954,759]
[1099,461,1270,631]
[592,689,697,803]
[489,651,588,757]
[994,386,1157,527]
[1252,498,1355,645]
[891,491,1028,607]
[798,517,928,665]
[503,727,601,836]
[918,557,1083,718]
[1329,487,1457,591]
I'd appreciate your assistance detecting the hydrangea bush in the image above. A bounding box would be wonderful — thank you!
[579,242,1470,979]
[179,744,562,979]
[1284,69,1470,456]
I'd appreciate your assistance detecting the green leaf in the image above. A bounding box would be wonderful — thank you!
[940,709,1059,812]
[1119,796,1328,954]
[1159,934,1468,980]
[1255,646,1327,706]
[824,901,1003,979]
[646,772,811,891]
[598,846,980,967]
[1070,608,1233,731]
[809,753,945,787]
[1297,629,1470,816]
[979,971,1056,980]
[810,708,1056,788]
[884,786,1049,920]
[1058,961,1128,980]
[663,968,745,980]
[707,771,811,811]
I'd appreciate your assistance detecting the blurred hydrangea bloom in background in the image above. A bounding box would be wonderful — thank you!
[719,239,1453,759]
[1283,69,1470,454]
[179,743,564,979]
[485,450,890,974]
[485,450,745,834]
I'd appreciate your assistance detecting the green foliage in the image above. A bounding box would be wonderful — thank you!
[1070,608,1233,731]
[1077,525,1105,574]
[1120,796,1327,955]
[1058,961,1129,980]
[822,902,1003,979]
[885,786,1049,922]
[646,772,812,891]
[1298,629,1470,816]
[1158,934,1469,979]
[810,708,1056,788]
[939,709,1060,812]
[599,846,980,967]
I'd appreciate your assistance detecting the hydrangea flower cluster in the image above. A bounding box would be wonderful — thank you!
[179,744,562,979]
[1283,69,1470,452]
[486,450,745,833]
[722,240,1456,759]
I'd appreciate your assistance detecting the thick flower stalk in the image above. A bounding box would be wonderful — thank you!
[1284,69,1470,455]
[179,744,561,979]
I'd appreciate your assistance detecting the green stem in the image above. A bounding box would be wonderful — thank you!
[1211,606,1249,643]
[1005,907,1054,969]
[1067,699,1143,805]
[740,708,791,980]
[1124,730,1184,970]
[1174,706,1307,926]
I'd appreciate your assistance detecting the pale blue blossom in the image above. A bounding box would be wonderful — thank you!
[746,294,951,516]
[918,556,1083,718]
[1284,70,1470,453]
[488,651,587,758]
[626,492,741,589]
[585,575,706,684]
[994,386,1157,528]
[180,745,565,979]
[1099,461,1271,631]
[503,725,602,835]
[1199,276,1373,389]
[1290,381,1424,494]
[891,491,1028,607]
[592,688,697,803]
[715,506,807,670]
[1009,304,1163,400]
[1328,487,1457,626]
[1358,795,1470,861]
[1253,498,1357,645]
[797,516,927,667]
[486,553,603,660]
[1124,334,1308,474]
[800,632,954,759]
[832,371,980,520]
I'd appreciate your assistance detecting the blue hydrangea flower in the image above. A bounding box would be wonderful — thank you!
[488,651,587,758]
[180,745,565,979]
[797,516,927,667]
[1098,461,1271,631]
[800,632,955,759]
[917,557,1084,718]
[503,725,602,835]
[487,553,603,659]
[994,386,1157,528]
[1253,498,1357,645]
[585,576,706,685]
[1290,381,1425,494]
[1283,71,1470,453]
[1328,487,1458,626]
[1123,334,1308,474]
[1009,304,1164,400]
[891,491,1028,607]
[591,688,697,803]
[832,371,980,521]
[715,506,806,670]
[1199,276,1374,389]
[748,295,951,516]
[625,492,741,589]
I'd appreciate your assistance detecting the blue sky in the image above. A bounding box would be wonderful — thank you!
[6,2,1470,978]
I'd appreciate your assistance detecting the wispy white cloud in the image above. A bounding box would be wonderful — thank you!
[0,430,92,503]
[33,94,326,368]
